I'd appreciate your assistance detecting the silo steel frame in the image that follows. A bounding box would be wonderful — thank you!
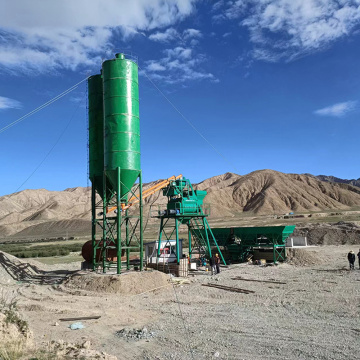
[88,54,143,274]
[90,173,143,274]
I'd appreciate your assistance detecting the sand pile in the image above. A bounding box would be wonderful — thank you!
[286,248,326,266]
[63,270,170,295]
[294,222,360,245]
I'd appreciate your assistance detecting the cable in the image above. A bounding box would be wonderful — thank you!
[139,68,269,211]
[167,268,195,360]
[139,66,240,174]
[0,77,88,135]
[13,92,86,194]
[142,186,162,233]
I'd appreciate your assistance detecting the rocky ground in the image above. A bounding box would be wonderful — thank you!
[0,245,359,359]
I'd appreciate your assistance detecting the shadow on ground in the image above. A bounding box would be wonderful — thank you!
[0,252,78,285]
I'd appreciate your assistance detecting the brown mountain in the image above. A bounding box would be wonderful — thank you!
[304,174,360,188]
[195,170,360,216]
[1,170,360,239]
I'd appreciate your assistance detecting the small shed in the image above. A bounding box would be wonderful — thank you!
[145,240,183,264]
[286,236,307,247]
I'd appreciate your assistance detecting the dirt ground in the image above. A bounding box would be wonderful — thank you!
[0,245,359,360]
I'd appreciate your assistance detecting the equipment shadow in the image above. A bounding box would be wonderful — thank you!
[0,252,78,285]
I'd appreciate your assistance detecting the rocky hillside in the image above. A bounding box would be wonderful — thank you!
[305,174,360,188]
[1,170,360,238]
[194,170,360,217]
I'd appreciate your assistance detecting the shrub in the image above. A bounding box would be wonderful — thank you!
[0,290,28,335]
[0,242,83,259]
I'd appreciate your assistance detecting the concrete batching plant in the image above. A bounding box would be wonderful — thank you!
[85,53,295,275]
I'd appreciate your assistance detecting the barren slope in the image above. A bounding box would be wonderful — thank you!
[196,170,360,216]
[305,173,360,188]
[1,170,360,239]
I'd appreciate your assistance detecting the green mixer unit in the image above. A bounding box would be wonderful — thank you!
[153,177,226,265]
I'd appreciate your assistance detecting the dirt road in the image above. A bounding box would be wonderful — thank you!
[0,245,359,359]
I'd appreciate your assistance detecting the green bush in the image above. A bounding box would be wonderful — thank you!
[0,242,83,259]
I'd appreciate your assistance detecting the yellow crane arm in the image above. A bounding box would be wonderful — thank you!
[106,174,182,214]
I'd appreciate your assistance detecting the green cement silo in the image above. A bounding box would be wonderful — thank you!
[88,74,104,196]
[102,53,140,199]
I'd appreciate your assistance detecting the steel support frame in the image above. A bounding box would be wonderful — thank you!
[157,217,179,263]
[273,244,286,263]
[90,169,143,274]
[156,215,226,266]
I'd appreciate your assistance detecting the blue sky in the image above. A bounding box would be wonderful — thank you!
[0,0,360,196]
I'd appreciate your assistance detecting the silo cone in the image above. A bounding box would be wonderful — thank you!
[102,53,140,199]
[88,74,105,197]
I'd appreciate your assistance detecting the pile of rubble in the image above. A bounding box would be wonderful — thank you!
[115,327,155,341]
[48,340,117,360]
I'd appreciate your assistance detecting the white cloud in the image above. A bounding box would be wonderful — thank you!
[0,0,197,73]
[149,28,179,42]
[164,47,193,59]
[314,100,358,117]
[146,61,167,72]
[143,46,216,84]
[0,96,22,110]
[183,28,202,39]
[213,0,360,61]
[213,0,247,22]
[148,27,202,44]
[212,1,225,13]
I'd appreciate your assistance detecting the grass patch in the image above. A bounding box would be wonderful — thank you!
[0,291,30,360]
[0,340,26,360]
[0,291,28,335]
[36,254,83,265]
[0,341,59,360]
[0,243,83,259]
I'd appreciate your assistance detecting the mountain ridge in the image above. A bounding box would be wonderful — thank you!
[1,169,360,238]
[304,173,360,188]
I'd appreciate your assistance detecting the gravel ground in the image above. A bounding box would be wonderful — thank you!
[0,245,359,359]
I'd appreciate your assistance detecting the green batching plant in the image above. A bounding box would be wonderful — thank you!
[87,53,143,274]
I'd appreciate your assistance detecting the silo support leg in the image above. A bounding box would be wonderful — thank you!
[206,219,226,265]
[102,171,107,273]
[157,218,164,265]
[116,167,122,274]
[203,218,212,259]
[126,215,130,270]
[139,171,144,271]
[91,183,96,271]
[188,225,192,259]
[175,218,180,265]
